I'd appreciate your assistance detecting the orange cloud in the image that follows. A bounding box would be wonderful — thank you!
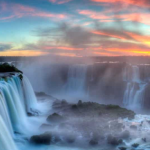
[91,30,126,40]
[91,0,150,8]
[0,50,48,56]
[126,32,150,46]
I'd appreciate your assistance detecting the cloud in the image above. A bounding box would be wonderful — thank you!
[90,0,150,8]
[26,21,150,57]
[78,9,150,25]
[49,0,72,4]
[0,2,67,21]
[0,43,12,51]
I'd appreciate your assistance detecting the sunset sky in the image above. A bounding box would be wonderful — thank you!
[0,0,150,57]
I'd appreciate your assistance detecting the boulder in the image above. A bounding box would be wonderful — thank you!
[47,113,65,123]
[30,133,51,145]
[107,135,123,146]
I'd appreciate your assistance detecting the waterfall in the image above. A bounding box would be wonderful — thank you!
[23,75,38,113]
[65,64,88,96]
[132,66,140,83]
[0,116,18,150]
[0,94,13,136]
[0,73,39,150]
[0,76,27,132]
[123,65,147,109]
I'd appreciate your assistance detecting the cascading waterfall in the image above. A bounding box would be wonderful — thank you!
[0,76,27,133]
[123,65,148,109]
[65,64,88,96]
[0,94,13,136]
[0,73,39,150]
[22,75,38,113]
[0,116,18,150]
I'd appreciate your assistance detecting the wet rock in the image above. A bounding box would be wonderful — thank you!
[119,130,130,139]
[30,133,51,145]
[40,124,54,130]
[130,125,137,130]
[107,135,123,146]
[47,113,65,123]
[61,99,68,106]
[142,138,146,142]
[132,143,139,148]
[53,135,61,143]
[89,138,98,145]
[118,147,127,150]
[77,100,83,106]
[65,134,76,143]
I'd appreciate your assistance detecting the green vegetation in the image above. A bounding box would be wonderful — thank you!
[0,63,22,73]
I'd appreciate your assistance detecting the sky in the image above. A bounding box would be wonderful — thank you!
[0,0,150,57]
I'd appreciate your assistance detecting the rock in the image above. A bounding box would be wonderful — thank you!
[118,147,127,150]
[89,139,98,145]
[61,99,68,106]
[130,125,137,130]
[142,138,146,142]
[78,100,83,106]
[30,133,51,145]
[71,104,78,110]
[132,143,139,148]
[47,113,65,123]
[65,135,76,143]
[119,130,130,139]
[53,135,61,143]
[107,135,123,146]
[40,124,54,130]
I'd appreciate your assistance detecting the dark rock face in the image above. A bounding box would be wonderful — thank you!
[30,133,51,145]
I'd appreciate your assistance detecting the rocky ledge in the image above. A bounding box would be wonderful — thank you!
[30,100,135,148]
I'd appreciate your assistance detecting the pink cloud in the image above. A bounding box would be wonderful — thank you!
[49,0,72,4]
[78,10,110,20]
[91,0,150,8]
[0,2,67,21]
[78,9,150,25]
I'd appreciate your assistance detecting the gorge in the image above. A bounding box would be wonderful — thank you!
[1,61,150,150]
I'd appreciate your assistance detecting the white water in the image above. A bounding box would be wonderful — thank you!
[0,77,27,133]
[0,94,14,136]
[0,116,18,150]
[23,75,38,112]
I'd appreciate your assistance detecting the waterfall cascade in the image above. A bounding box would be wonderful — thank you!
[0,73,38,150]
[0,116,18,150]
[123,65,148,109]
[65,64,88,96]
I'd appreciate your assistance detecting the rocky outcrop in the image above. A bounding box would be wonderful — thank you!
[30,133,52,145]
